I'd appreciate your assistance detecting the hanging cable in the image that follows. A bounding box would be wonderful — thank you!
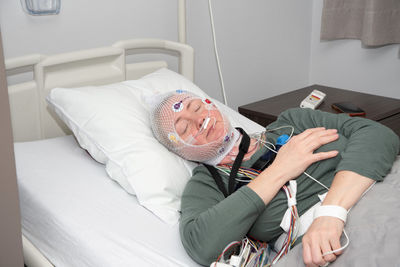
[208,0,228,105]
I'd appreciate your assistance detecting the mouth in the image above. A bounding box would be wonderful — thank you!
[206,118,217,138]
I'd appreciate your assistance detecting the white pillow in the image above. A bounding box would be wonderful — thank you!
[47,68,264,225]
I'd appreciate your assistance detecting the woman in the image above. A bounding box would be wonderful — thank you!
[150,90,399,267]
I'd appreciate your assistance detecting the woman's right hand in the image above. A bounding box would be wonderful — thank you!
[269,127,339,182]
[248,127,339,204]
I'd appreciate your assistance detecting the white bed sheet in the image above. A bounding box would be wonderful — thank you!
[15,135,202,267]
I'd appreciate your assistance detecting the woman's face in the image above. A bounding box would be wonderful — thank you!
[173,98,225,145]
[151,91,237,164]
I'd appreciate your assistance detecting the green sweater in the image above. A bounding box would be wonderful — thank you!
[179,108,399,266]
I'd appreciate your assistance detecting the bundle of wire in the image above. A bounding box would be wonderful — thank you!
[213,237,273,267]
[271,184,300,264]
[215,164,300,265]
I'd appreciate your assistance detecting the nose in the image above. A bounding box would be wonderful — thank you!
[196,116,206,130]
[193,110,211,135]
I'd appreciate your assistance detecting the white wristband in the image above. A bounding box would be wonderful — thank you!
[314,205,348,223]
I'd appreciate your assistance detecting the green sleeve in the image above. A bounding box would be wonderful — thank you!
[273,108,399,181]
[179,169,266,266]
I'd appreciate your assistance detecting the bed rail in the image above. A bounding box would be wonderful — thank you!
[6,54,43,141]
[5,54,42,70]
[113,38,194,81]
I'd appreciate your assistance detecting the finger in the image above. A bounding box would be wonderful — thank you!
[313,129,338,140]
[311,240,327,267]
[310,129,338,142]
[304,130,339,149]
[321,239,336,263]
[308,135,339,151]
[292,129,335,153]
[297,127,326,140]
[303,242,314,266]
[311,150,339,163]
[330,236,344,256]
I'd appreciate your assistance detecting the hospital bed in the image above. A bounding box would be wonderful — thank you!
[6,37,267,266]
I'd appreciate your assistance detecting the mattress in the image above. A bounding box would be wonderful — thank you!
[15,135,201,267]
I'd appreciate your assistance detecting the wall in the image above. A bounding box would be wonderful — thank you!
[187,0,313,110]
[0,0,177,56]
[0,30,24,267]
[310,0,400,99]
[0,0,180,86]
[0,0,313,111]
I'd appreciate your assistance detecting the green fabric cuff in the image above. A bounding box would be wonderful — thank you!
[335,164,383,182]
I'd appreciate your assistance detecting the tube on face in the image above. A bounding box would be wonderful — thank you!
[149,90,240,165]
[185,109,218,145]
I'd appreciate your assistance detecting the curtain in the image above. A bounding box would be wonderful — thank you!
[321,0,400,46]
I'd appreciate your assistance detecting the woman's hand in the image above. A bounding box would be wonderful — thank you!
[273,127,340,265]
[247,127,339,204]
[270,127,339,182]
[301,170,375,266]
[302,216,344,267]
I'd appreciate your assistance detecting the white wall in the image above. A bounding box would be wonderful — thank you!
[0,0,180,84]
[187,0,313,110]
[0,0,313,111]
[310,0,400,99]
[0,0,177,55]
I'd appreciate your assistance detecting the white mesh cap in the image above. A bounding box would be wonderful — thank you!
[149,90,239,165]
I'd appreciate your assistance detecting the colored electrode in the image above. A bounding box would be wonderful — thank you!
[276,134,290,148]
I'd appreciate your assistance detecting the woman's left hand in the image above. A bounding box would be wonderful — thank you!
[302,217,344,267]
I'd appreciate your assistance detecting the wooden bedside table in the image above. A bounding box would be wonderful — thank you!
[238,85,400,137]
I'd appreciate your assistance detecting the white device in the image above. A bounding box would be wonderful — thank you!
[300,90,326,109]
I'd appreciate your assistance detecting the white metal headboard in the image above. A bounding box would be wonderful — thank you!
[5,38,194,142]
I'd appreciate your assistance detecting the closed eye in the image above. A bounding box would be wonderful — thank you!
[176,120,189,136]
[183,122,188,134]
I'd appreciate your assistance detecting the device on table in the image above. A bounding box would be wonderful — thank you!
[300,90,326,109]
[331,102,366,116]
